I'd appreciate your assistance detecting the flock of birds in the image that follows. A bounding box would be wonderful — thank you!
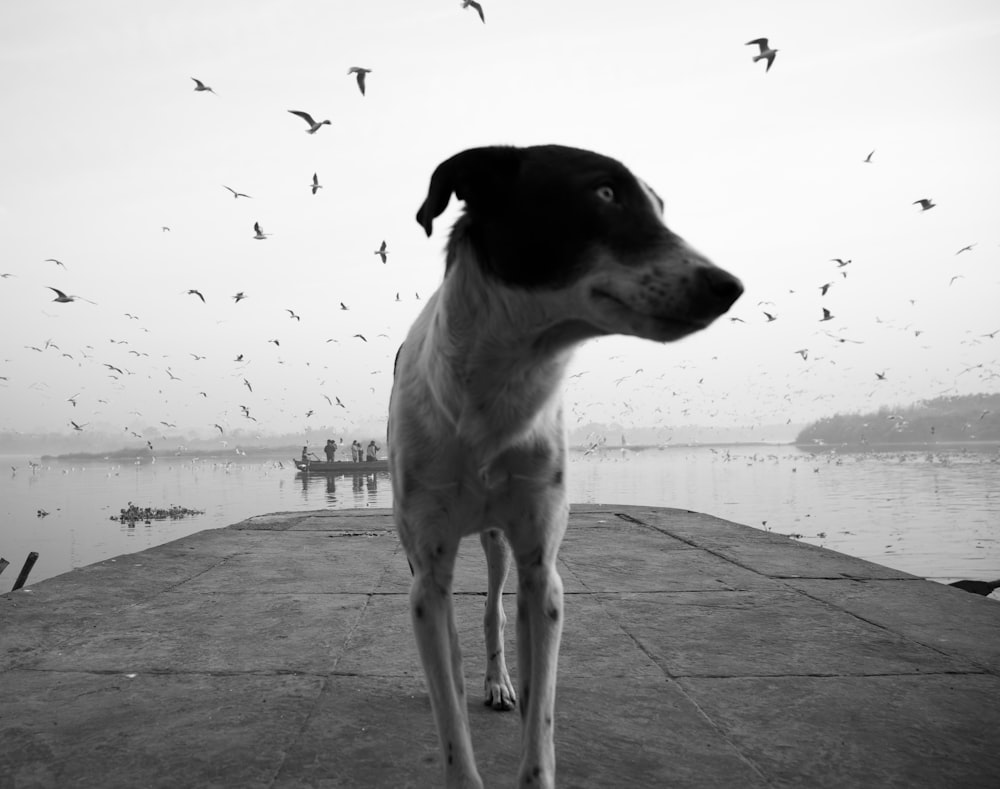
[1,9,997,457]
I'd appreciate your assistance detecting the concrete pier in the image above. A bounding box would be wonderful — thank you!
[2,505,998,787]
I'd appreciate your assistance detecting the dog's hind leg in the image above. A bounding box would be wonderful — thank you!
[508,510,567,789]
[408,533,483,789]
[480,528,517,711]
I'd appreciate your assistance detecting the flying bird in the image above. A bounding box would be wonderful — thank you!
[311,173,322,195]
[223,185,251,199]
[288,110,331,134]
[353,334,368,342]
[820,308,835,322]
[253,222,269,240]
[70,421,86,431]
[913,198,936,211]
[875,372,887,381]
[794,349,809,360]
[863,149,875,164]
[191,77,216,94]
[45,258,66,268]
[762,311,777,322]
[374,240,388,263]
[347,67,371,95]
[243,378,253,392]
[286,309,301,321]
[187,289,205,303]
[340,302,349,310]
[746,38,777,72]
[819,282,833,296]
[462,0,485,23]
[831,258,851,267]
[233,292,247,303]
[955,244,976,255]
[47,287,94,304]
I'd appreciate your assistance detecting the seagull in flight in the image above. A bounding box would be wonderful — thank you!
[233,291,247,303]
[913,198,936,211]
[831,258,851,268]
[863,149,875,164]
[286,309,301,321]
[45,258,66,268]
[462,1,485,23]
[820,308,835,322]
[311,173,322,195]
[955,243,976,255]
[70,420,87,431]
[253,222,269,240]
[223,185,251,199]
[819,282,833,296]
[746,38,778,72]
[762,311,777,323]
[288,110,331,134]
[374,240,388,263]
[47,287,95,304]
[187,289,205,303]
[347,67,371,95]
[191,77,216,94]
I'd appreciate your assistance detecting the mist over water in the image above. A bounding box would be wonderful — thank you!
[3,444,997,591]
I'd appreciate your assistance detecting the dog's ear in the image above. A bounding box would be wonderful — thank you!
[416,146,522,236]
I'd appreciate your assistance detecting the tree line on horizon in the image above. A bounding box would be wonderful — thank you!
[795,393,1000,445]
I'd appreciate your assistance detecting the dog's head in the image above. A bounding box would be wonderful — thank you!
[416,144,742,343]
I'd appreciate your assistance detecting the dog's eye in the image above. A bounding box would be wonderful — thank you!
[595,185,616,203]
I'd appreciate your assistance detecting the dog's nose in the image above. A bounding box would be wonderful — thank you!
[697,265,743,313]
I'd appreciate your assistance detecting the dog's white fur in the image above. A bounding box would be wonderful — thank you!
[389,146,741,788]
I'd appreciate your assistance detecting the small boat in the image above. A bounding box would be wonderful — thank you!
[293,458,389,474]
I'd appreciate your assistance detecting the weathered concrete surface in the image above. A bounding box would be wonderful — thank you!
[2,504,998,788]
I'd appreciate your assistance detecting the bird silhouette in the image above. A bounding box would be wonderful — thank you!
[374,240,388,263]
[191,77,216,94]
[347,67,371,95]
[286,309,301,321]
[44,258,66,268]
[223,185,251,199]
[234,292,247,303]
[863,149,875,164]
[288,110,331,134]
[187,289,205,303]
[47,287,95,304]
[746,38,777,72]
[253,222,269,240]
[462,0,485,23]
[311,173,322,195]
[913,198,936,211]
[820,308,835,322]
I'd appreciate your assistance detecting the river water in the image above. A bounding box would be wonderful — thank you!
[2,444,998,590]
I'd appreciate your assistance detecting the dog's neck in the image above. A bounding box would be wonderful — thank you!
[414,234,593,459]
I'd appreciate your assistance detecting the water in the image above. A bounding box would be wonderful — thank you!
[2,444,998,589]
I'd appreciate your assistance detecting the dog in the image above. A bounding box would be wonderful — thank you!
[388,144,742,788]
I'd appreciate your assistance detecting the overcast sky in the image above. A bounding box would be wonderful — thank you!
[2,0,998,444]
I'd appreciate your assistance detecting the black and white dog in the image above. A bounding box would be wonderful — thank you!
[388,145,742,788]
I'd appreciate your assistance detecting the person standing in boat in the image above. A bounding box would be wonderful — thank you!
[324,440,336,462]
[351,440,361,462]
[366,440,380,462]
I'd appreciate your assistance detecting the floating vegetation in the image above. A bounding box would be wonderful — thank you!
[112,502,205,526]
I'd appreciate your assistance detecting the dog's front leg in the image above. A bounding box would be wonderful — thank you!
[510,525,566,789]
[481,529,517,710]
[409,538,483,789]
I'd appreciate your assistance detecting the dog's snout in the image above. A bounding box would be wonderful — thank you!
[696,265,743,313]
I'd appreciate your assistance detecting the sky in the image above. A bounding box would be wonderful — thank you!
[2,0,999,446]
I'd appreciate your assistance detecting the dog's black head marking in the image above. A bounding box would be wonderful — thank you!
[416,145,674,288]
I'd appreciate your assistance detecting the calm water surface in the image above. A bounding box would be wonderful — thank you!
[2,444,998,588]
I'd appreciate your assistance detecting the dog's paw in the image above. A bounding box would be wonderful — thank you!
[484,672,517,711]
